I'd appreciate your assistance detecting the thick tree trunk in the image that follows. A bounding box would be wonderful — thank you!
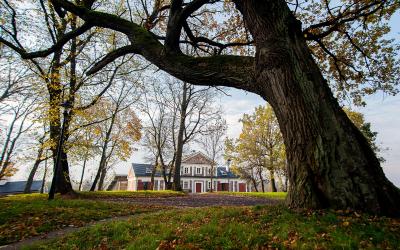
[235,0,400,216]
[53,149,73,194]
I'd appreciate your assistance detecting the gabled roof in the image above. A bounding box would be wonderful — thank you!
[0,180,42,194]
[182,152,214,165]
[131,163,163,177]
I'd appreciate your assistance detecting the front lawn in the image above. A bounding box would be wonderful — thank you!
[0,193,164,245]
[25,205,400,249]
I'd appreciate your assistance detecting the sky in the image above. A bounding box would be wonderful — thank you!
[7,5,400,188]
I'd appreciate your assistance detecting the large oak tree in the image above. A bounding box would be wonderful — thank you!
[2,0,400,215]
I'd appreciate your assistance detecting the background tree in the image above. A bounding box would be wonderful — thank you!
[225,105,286,192]
[197,119,227,192]
[24,128,50,193]
[0,96,37,180]
[89,82,142,191]
[141,75,221,190]
[1,0,143,196]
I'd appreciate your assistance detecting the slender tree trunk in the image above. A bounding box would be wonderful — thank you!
[258,168,265,192]
[173,82,189,191]
[78,154,88,191]
[210,165,214,192]
[277,173,284,192]
[150,157,158,190]
[235,0,400,215]
[90,112,117,191]
[98,167,107,191]
[251,178,258,192]
[24,146,44,193]
[270,170,277,192]
[40,156,48,194]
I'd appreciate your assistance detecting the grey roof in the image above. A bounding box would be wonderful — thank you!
[131,163,239,178]
[0,180,42,194]
[132,163,163,177]
[216,167,239,178]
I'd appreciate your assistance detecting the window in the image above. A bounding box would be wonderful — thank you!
[145,168,152,174]
[184,167,189,174]
[208,168,211,175]
[196,168,201,174]
[208,181,211,189]
[184,181,188,189]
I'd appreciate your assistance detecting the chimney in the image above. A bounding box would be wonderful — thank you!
[226,159,231,172]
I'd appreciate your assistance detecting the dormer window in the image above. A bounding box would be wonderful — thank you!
[146,168,152,174]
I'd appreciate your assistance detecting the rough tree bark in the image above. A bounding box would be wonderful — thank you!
[234,0,400,215]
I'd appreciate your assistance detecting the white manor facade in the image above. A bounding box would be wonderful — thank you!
[108,152,249,193]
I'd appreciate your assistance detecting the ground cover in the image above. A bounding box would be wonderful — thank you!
[24,205,400,249]
[0,193,167,245]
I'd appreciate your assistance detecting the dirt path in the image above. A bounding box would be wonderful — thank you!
[0,194,282,249]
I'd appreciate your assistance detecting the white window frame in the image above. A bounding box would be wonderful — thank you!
[196,167,201,174]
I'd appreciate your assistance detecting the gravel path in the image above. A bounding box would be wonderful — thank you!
[99,193,283,207]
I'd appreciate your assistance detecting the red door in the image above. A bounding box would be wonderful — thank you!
[196,183,202,193]
[239,183,246,192]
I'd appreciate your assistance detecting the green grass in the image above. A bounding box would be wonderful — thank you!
[0,193,164,245]
[77,190,186,199]
[213,191,287,199]
[25,205,400,249]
